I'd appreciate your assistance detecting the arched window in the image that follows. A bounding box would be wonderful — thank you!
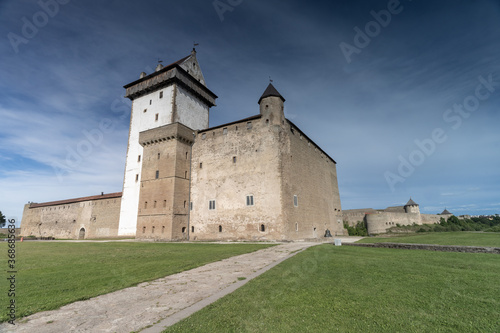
[260,224,265,232]
[218,225,222,233]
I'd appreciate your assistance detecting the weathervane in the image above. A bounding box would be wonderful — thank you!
[193,42,199,51]
[157,58,163,64]
[269,76,273,83]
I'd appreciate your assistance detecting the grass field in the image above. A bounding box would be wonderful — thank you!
[0,241,274,322]
[357,232,500,247]
[165,245,500,333]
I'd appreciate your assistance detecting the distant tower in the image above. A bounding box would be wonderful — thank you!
[404,198,420,214]
[117,50,217,236]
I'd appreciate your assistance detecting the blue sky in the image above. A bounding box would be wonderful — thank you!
[1,0,499,224]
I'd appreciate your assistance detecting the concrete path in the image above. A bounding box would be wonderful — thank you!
[2,238,361,333]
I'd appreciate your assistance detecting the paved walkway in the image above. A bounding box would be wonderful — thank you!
[2,238,361,333]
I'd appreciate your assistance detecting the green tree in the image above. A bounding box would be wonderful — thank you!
[0,211,5,228]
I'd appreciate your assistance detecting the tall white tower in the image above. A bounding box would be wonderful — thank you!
[117,50,217,236]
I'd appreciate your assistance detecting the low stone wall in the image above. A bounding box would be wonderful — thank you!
[344,242,500,254]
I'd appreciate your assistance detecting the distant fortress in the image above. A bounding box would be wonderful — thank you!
[343,198,453,234]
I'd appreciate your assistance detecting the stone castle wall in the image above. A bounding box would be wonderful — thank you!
[282,121,344,239]
[189,115,285,241]
[365,211,421,234]
[20,193,121,239]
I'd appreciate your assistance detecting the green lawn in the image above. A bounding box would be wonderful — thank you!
[165,245,500,333]
[357,232,500,247]
[0,242,274,322]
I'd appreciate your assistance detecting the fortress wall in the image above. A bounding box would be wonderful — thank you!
[20,195,121,239]
[421,214,443,225]
[281,121,344,239]
[342,210,374,226]
[190,116,284,241]
[365,212,421,234]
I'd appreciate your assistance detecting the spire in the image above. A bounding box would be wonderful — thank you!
[405,197,418,206]
[258,83,285,104]
[441,208,452,215]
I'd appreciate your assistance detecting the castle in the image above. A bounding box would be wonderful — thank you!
[343,198,453,234]
[21,50,344,240]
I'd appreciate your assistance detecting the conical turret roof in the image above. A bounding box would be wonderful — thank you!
[440,209,452,215]
[405,198,418,206]
[258,83,285,104]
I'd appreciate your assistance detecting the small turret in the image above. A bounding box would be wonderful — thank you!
[258,83,285,126]
[404,197,420,214]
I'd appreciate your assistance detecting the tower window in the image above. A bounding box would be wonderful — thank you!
[223,127,228,135]
[144,201,148,209]
[200,162,203,169]
[182,227,186,233]
[149,100,152,105]
[247,122,252,130]
[159,91,163,98]
[138,155,141,162]
[163,200,167,208]
[155,113,159,121]
[260,224,265,232]
[186,152,188,159]
[158,153,160,159]
[162,226,165,233]
[209,200,216,210]
[294,195,298,207]
[142,226,146,234]
[135,174,139,182]
[295,222,298,231]
[266,119,269,125]
[218,225,222,233]
[154,201,157,208]
[156,170,159,179]
[190,202,193,210]
[184,201,186,208]
[233,156,237,163]
[191,226,194,233]
[152,226,155,234]
[202,133,206,140]
[185,171,187,178]
[246,195,254,206]
[143,109,147,113]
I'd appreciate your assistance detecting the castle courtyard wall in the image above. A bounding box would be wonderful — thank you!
[20,193,121,239]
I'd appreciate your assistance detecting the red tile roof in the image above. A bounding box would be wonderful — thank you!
[29,192,122,208]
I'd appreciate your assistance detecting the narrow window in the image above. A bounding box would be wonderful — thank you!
[138,155,141,162]
[191,226,194,233]
[190,202,193,210]
[154,201,157,208]
[200,162,203,169]
[155,113,159,121]
[142,226,146,234]
[156,170,159,179]
[184,171,187,178]
[158,153,160,159]
[219,225,222,232]
[162,226,165,233]
[163,200,167,208]
[135,174,139,182]
[159,91,163,98]
[144,201,148,209]
[246,195,254,206]
[233,156,237,163]
[291,128,295,134]
[266,119,269,125]
[150,100,152,105]
[209,200,216,210]
[235,126,238,131]
[182,227,186,233]
[202,133,206,140]
[152,226,155,234]
[295,222,298,231]
[247,122,252,130]
[143,109,147,113]
[260,224,265,232]
[223,127,228,135]
[184,201,186,208]
[294,195,298,207]
[186,152,188,159]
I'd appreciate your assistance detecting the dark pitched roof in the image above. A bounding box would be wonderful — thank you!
[29,192,122,208]
[258,83,285,104]
[405,198,418,206]
[441,209,452,215]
